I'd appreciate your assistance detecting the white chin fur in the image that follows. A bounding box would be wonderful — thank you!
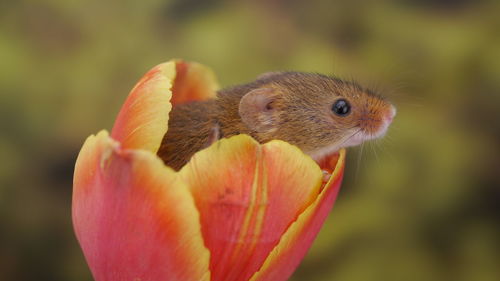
[308,121,391,162]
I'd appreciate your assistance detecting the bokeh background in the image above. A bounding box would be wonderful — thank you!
[1,0,499,280]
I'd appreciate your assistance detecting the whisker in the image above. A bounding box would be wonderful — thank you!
[383,132,397,145]
[355,141,365,182]
[338,128,362,148]
[377,138,393,160]
[371,135,381,166]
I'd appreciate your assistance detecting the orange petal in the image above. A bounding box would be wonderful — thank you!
[170,60,219,106]
[179,135,323,281]
[110,60,219,152]
[250,149,346,281]
[73,131,210,281]
[111,62,175,152]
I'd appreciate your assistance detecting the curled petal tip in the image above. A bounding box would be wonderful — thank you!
[111,62,175,153]
[110,60,219,154]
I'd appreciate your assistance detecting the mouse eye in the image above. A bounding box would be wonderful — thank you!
[332,99,351,116]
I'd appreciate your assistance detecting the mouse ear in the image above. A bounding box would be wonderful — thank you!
[239,88,280,133]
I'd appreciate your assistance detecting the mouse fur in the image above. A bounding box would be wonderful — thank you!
[158,72,395,170]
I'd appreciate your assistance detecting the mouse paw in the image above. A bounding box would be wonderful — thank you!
[322,170,332,183]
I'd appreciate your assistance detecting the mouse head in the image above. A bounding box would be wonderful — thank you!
[239,72,396,160]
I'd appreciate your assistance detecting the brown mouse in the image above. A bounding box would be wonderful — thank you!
[158,72,396,170]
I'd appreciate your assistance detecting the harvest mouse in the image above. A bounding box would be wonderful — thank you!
[158,72,396,171]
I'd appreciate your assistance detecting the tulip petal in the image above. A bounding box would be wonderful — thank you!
[250,149,346,281]
[179,135,323,281]
[170,60,219,106]
[73,130,210,281]
[110,60,219,153]
[111,62,175,152]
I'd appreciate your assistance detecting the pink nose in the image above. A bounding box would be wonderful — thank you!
[385,105,396,123]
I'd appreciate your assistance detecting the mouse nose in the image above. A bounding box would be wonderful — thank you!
[384,105,396,123]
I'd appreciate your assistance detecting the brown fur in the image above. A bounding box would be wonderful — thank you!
[158,72,394,170]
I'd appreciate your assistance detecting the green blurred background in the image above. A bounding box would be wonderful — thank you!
[1,0,499,280]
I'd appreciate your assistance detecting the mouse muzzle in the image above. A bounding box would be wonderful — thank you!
[359,103,396,140]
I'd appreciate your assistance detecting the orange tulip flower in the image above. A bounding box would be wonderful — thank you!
[72,60,346,281]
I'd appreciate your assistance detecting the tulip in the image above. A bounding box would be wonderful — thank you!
[72,59,346,281]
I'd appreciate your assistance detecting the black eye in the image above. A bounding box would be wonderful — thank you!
[332,99,351,116]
